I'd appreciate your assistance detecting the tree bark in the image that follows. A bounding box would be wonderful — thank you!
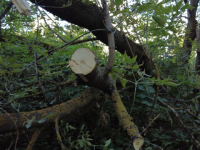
[30,0,152,75]
[0,88,102,133]
[69,48,115,94]
[182,0,199,64]
[195,23,200,73]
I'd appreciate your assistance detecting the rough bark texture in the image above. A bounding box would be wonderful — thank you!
[30,0,152,75]
[77,67,115,95]
[182,0,199,63]
[101,0,115,74]
[195,24,200,73]
[111,86,144,149]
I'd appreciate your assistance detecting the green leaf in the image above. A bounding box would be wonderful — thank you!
[138,85,145,91]
[112,67,122,74]
[77,139,84,147]
[0,90,5,95]
[120,78,127,87]
[136,3,153,13]
[69,125,76,130]
[123,51,130,62]
[10,63,24,68]
[25,117,35,129]
[86,141,92,146]
[115,0,123,6]
[132,64,139,70]
[131,56,137,63]
[66,123,69,132]
[161,29,168,36]
[181,2,194,11]
[141,100,152,106]
[80,124,85,131]
[111,73,118,80]
[165,25,177,33]
[156,78,180,86]
[189,145,193,150]
[8,56,18,64]
[0,56,8,67]
[87,138,93,141]
[126,55,137,64]
[137,93,146,99]
[152,16,165,27]
[104,139,111,147]
[38,112,57,123]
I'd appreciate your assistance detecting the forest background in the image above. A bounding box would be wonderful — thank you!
[0,0,200,150]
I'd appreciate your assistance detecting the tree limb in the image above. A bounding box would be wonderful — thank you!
[30,0,152,75]
[0,2,13,20]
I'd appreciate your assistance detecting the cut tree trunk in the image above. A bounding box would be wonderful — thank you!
[69,48,98,82]
[29,0,152,75]
[69,48,115,94]
[69,48,144,150]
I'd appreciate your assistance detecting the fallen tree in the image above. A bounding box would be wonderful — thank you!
[1,0,200,149]
[29,0,152,75]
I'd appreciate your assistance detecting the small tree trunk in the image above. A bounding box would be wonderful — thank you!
[195,24,200,74]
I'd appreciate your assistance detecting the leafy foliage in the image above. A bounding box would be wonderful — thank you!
[0,0,200,150]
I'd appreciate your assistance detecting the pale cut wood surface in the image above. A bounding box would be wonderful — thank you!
[69,48,97,75]
[133,138,144,150]
[11,0,31,15]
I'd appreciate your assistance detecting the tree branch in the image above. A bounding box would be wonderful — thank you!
[0,2,13,20]
[101,0,115,75]
[30,0,152,74]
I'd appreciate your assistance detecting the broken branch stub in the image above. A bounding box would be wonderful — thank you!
[111,86,144,150]
[69,48,98,82]
[11,0,31,16]
[69,48,115,94]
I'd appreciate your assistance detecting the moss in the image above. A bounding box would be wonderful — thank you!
[0,88,99,133]
[111,85,143,139]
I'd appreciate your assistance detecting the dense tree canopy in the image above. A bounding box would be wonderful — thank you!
[0,0,200,150]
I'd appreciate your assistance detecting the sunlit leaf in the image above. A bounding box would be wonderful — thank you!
[120,78,127,87]
[38,112,57,123]
[104,139,111,147]
[25,117,35,129]
[115,0,123,6]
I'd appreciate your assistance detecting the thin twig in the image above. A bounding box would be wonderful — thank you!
[12,80,74,101]
[26,127,44,150]
[158,99,200,148]
[43,11,70,36]
[141,114,160,135]
[0,2,13,20]
[185,109,200,122]
[55,118,67,150]
[72,38,97,45]
[144,140,163,150]
[124,33,135,57]
[114,3,139,29]
[101,0,115,75]
[132,25,147,62]
[21,29,106,71]
[8,141,14,150]
[38,8,68,43]
[145,13,149,54]
[34,6,48,102]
